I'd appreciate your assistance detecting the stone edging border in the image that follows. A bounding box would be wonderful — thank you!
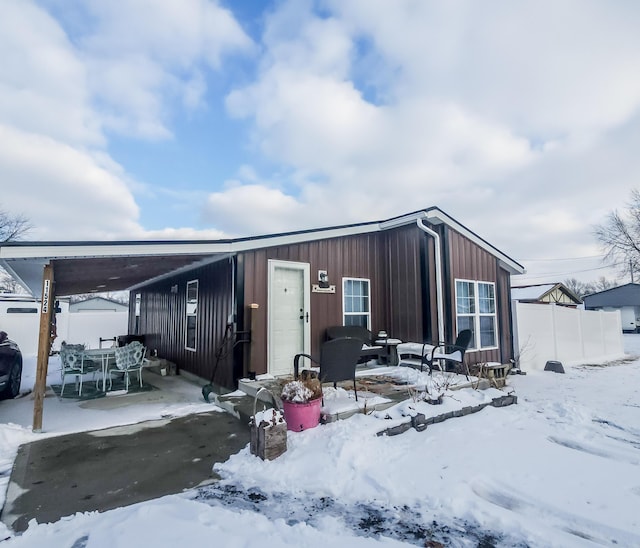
[376,395,518,437]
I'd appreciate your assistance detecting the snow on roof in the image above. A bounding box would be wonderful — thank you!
[511,284,555,300]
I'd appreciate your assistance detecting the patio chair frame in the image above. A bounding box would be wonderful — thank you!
[421,329,473,379]
[294,337,363,401]
[108,341,147,391]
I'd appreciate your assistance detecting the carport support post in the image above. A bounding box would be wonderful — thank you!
[33,263,55,433]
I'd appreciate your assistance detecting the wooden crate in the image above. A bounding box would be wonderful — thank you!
[250,388,287,460]
[481,364,511,388]
[250,420,287,460]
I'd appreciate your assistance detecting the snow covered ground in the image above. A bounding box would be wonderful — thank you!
[2,337,640,547]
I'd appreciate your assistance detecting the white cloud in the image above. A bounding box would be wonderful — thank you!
[78,0,255,139]
[0,0,102,146]
[204,184,304,235]
[330,0,640,139]
[0,124,140,240]
[212,0,640,284]
[0,0,253,241]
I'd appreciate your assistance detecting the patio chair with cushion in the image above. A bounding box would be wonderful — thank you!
[60,344,101,396]
[294,337,363,401]
[419,329,473,378]
[108,341,146,391]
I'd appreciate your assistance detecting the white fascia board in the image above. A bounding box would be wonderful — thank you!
[0,242,234,260]
[231,223,380,252]
[0,224,381,261]
[426,210,525,275]
[378,210,432,229]
[379,208,525,275]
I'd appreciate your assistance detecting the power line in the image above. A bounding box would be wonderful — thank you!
[514,263,622,281]
[519,254,605,262]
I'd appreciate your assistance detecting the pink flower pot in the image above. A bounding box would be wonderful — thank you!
[282,398,322,431]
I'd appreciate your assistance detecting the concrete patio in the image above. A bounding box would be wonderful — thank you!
[211,362,496,426]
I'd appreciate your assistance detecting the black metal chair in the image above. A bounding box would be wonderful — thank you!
[421,329,473,378]
[294,337,363,401]
[325,325,385,364]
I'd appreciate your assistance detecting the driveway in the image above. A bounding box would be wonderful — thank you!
[1,410,249,533]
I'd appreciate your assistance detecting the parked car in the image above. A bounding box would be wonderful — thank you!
[0,331,22,400]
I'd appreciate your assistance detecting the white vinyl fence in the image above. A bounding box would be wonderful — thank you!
[512,301,625,371]
[0,309,128,356]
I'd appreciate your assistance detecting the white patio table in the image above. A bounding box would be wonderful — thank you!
[81,348,116,392]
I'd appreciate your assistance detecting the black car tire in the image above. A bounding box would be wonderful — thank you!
[0,358,22,400]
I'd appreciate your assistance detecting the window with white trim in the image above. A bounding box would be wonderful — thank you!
[342,278,371,329]
[455,280,497,350]
[185,280,198,351]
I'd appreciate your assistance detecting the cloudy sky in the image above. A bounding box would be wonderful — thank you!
[2,0,639,284]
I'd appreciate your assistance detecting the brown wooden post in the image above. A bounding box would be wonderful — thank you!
[33,263,55,433]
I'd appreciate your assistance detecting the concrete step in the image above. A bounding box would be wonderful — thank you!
[213,382,279,424]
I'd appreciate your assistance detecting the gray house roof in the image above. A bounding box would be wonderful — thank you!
[583,283,640,308]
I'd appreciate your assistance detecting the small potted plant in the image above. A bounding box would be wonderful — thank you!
[280,375,323,431]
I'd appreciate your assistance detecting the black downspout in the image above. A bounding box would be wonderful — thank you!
[496,260,505,363]
[419,234,432,343]
[440,225,453,341]
[500,262,516,365]
[232,255,245,387]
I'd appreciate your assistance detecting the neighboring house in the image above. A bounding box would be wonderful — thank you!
[0,207,525,389]
[511,283,582,307]
[583,283,640,333]
[69,296,128,313]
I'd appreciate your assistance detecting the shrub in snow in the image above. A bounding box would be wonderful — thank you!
[281,378,322,403]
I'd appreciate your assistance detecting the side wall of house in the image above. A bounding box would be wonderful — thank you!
[129,258,235,388]
[444,227,514,365]
[384,225,438,344]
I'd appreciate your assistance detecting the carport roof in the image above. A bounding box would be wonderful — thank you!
[0,207,525,297]
[0,238,241,297]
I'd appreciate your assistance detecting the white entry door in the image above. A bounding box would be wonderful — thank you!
[268,260,311,377]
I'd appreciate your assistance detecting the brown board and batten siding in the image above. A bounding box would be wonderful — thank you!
[384,225,437,344]
[131,258,235,388]
[444,227,513,365]
[241,224,439,375]
[241,232,390,375]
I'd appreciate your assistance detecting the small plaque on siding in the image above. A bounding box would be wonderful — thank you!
[312,284,336,293]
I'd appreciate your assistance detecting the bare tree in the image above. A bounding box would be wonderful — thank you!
[563,277,589,298]
[594,189,640,281]
[563,276,618,298]
[591,276,616,292]
[0,207,32,293]
[0,208,31,242]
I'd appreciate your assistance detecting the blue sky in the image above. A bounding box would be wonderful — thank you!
[2,0,640,284]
